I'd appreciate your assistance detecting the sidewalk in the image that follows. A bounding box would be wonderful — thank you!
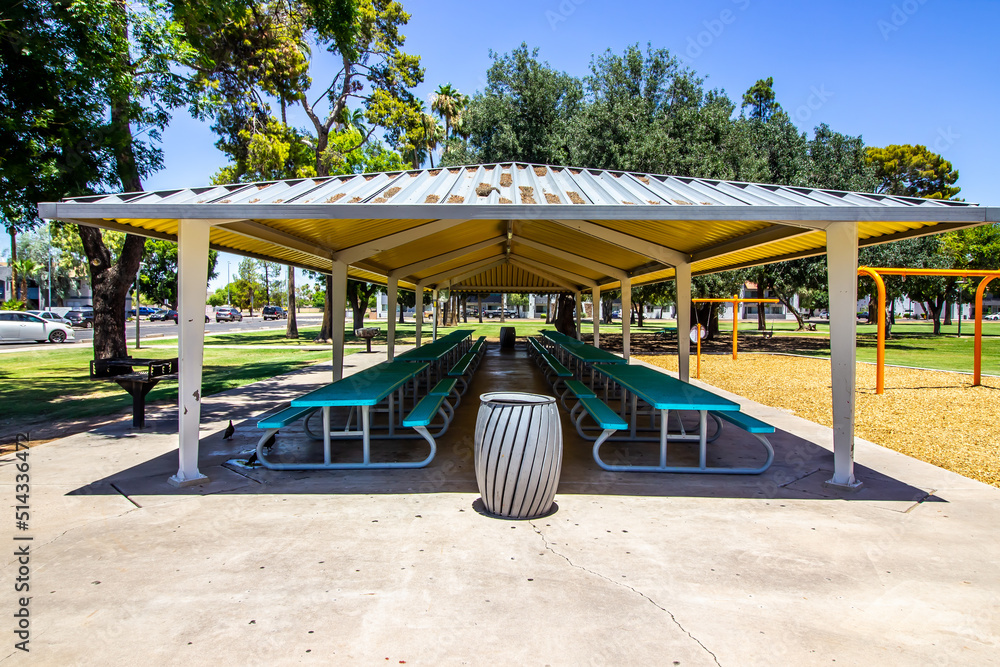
[2,345,997,665]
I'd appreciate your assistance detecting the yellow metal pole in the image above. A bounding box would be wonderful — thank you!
[732,295,738,360]
[696,323,702,379]
[857,267,886,394]
[974,275,1000,386]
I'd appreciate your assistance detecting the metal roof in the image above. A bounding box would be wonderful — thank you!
[39,162,997,293]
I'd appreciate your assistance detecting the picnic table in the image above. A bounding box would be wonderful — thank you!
[288,361,429,468]
[591,363,754,473]
[396,329,473,388]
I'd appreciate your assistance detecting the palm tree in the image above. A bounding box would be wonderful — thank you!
[431,84,470,142]
[12,258,38,306]
[421,113,444,168]
[339,107,368,138]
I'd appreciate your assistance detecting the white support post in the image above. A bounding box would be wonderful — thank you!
[593,286,601,348]
[676,263,692,382]
[432,288,439,341]
[621,277,632,359]
[501,293,507,323]
[386,275,398,361]
[169,219,213,488]
[825,220,863,490]
[414,282,425,348]
[331,260,348,381]
[575,291,583,340]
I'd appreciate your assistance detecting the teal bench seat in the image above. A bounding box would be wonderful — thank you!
[429,378,457,396]
[403,393,449,427]
[709,410,775,434]
[578,397,628,430]
[541,353,572,377]
[448,352,475,376]
[257,405,317,429]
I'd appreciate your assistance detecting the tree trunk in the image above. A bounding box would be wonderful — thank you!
[774,292,805,330]
[285,266,298,338]
[79,227,144,360]
[553,293,576,337]
[943,299,952,325]
[462,295,468,323]
[80,2,147,361]
[318,275,333,341]
[925,300,943,334]
[477,294,483,324]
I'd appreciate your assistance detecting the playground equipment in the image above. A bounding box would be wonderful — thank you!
[692,296,781,361]
[858,267,1000,392]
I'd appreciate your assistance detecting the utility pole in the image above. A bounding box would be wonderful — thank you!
[134,272,141,349]
[227,261,231,305]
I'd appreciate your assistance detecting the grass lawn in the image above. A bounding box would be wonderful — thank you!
[0,345,338,425]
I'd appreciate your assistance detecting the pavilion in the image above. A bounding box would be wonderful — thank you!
[38,163,998,491]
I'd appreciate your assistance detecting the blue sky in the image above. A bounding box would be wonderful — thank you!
[14,0,1000,287]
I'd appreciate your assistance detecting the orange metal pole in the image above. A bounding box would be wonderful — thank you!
[732,295,738,360]
[857,267,886,394]
[696,323,702,379]
[974,274,1000,386]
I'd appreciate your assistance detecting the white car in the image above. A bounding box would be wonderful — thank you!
[27,310,73,325]
[985,312,1000,321]
[0,310,76,344]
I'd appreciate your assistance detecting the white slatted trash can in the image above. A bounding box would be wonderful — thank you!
[474,392,563,519]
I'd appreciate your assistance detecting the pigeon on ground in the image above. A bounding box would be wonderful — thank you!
[223,420,235,439]
[262,433,276,450]
[245,452,258,467]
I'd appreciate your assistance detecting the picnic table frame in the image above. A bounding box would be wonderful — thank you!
[590,363,770,474]
[282,361,436,469]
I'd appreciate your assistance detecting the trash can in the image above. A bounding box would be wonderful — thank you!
[474,392,563,519]
[499,326,516,349]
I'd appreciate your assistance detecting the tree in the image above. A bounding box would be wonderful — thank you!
[768,257,827,330]
[741,77,779,123]
[629,283,673,327]
[232,258,264,315]
[346,280,377,332]
[866,144,961,200]
[508,293,528,317]
[442,44,583,165]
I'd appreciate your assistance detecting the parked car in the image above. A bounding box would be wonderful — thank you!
[215,306,243,322]
[149,308,173,321]
[484,309,517,319]
[159,310,210,324]
[262,305,286,320]
[27,310,73,325]
[985,312,1000,321]
[128,306,158,317]
[0,310,76,344]
[64,309,94,328]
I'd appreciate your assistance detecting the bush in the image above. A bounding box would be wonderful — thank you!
[1,299,26,310]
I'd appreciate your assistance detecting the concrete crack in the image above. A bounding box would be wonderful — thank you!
[777,467,822,488]
[529,520,722,667]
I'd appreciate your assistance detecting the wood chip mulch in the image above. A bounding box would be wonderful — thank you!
[635,353,1000,488]
[500,173,512,187]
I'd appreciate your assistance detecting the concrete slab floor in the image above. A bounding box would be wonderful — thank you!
[1,342,998,665]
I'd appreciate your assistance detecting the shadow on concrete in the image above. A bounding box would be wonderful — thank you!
[67,344,939,508]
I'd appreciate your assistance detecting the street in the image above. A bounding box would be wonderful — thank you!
[0,312,325,352]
